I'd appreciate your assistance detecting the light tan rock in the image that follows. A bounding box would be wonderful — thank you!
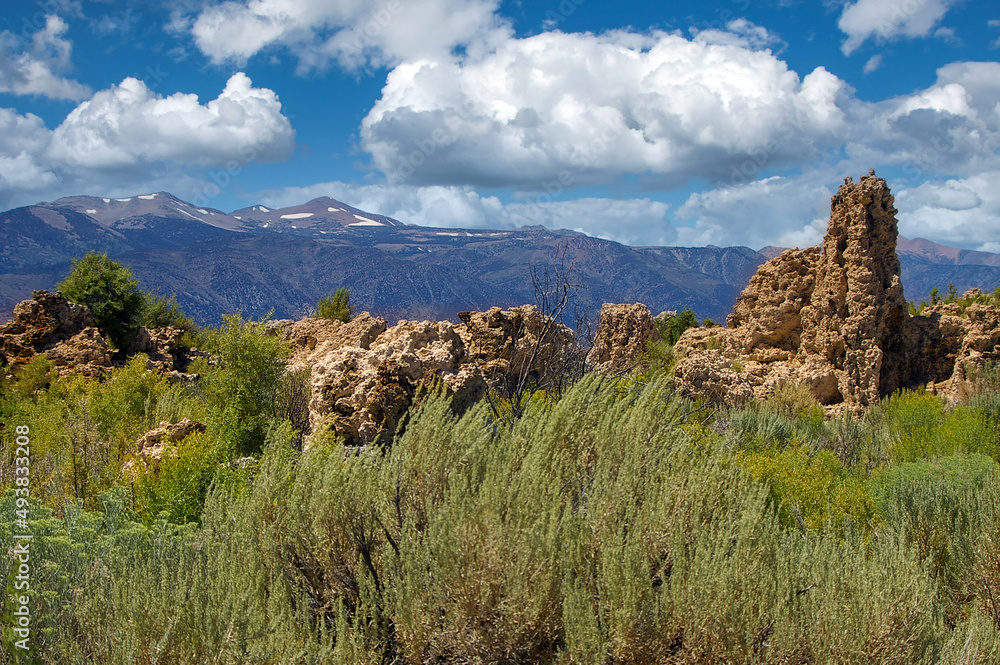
[308,319,485,446]
[273,313,387,371]
[674,171,998,412]
[45,327,112,378]
[586,303,659,372]
[0,290,98,366]
[456,305,577,396]
[123,325,196,373]
[125,418,207,474]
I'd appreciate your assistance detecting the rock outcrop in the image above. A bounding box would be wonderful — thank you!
[277,306,577,447]
[0,290,209,380]
[674,171,1000,411]
[456,305,577,396]
[0,290,113,377]
[124,325,206,381]
[586,303,659,372]
[125,419,207,474]
[308,319,485,446]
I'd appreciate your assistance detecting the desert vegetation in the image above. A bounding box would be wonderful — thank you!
[4,299,1000,663]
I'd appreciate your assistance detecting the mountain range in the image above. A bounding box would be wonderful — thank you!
[1,191,997,326]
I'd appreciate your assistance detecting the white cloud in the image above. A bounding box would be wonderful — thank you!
[0,73,294,209]
[0,109,59,195]
[46,73,295,171]
[895,173,1000,250]
[853,62,1000,176]
[361,28,848,189]
[692,18,788,53]
[0,15,90,100]
[184,0,509,72]
[863,54,883,74]
[991,20,1000,49]
[673,175,833,249]
[838,0,961,55]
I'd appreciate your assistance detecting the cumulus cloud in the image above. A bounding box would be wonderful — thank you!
[895,173,1000,250]
[46,73,295,172]
[361,28,849,189]
[0,15,90,100]
[184,0,509,72]
[838,0,961,55]
[854,62,1000,177]
[673,175,834,249]
[0,73,294,209]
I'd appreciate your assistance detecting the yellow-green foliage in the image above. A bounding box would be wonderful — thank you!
[864,390,998,465]
[0,356,205,513]
[200,312,292,457]
[740,444,875,530]
[2,378,965,664]
[129,430,226,525]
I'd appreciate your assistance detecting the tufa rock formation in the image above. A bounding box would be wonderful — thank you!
[675,172,1000,411]
[307,319,485,446]
[456,305,577,395]
[275,306,579,447]
[586,303,659,372]
[0,290,112,377]
[0,290,203,380]
[124,418,207,475]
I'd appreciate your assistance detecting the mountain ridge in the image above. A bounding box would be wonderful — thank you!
[1,191,998,326]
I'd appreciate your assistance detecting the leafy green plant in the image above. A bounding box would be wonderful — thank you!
[139,292,196,334]
[9,354,58,400]
[57,251,145,349]
[317,287,354,323]
[655,308,699,346]
[201,312,291,457]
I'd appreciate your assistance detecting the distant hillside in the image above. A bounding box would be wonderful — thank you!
[2,193,999,326]
[0,193,762,325]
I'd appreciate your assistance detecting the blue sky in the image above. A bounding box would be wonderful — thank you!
[0,0,998,250]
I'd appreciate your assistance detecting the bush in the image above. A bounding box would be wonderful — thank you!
[57,251,145,349]
[140,292,196,334]
[656,308,699,346]
[202,312,291,457]
[864,391,997,465]
[317,287,354,323]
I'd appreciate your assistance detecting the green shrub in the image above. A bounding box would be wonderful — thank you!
[739,443,875,530]
[202,312,291,457]
[871,455,1000,627]
[9,371,1000,662]
[57,251,145,349]
[9,354,58,400]
[864,391,997,465]
[139,292,196,334]
[317,287,354,323]
[656,308,699,346]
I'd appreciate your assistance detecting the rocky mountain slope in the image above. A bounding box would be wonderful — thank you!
[1,190,998,327]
